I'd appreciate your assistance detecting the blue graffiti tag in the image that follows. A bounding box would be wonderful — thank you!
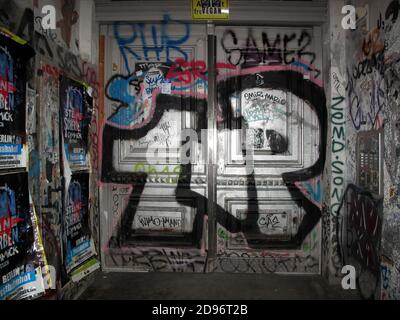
[107,74,137,106]
[113,15,190,73]
[106,73,145,126]
[306,179,321,203]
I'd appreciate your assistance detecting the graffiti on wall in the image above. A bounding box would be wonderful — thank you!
[381,0,400,301]
[336,0,400,300]
[330,85,346,218]
[347,15,386,133]
[39,65,63,297]
[33,0,79,54]
[383,0,400,187]
[337,184,383,299]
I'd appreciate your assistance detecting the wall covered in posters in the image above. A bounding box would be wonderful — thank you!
[0,0,100,299]
[59,76,98,284]
[0,27,48,301]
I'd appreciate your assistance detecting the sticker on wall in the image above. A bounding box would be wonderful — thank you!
[0,172,47,300]
[356,5,369,34]
[26,88,36,136]
[59,76,93,170]
[192,0,229,20]
[62,172,97,274]
[0,31,34,169]
[70,257,99,283]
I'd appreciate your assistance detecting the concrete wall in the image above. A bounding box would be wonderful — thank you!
[327,0,400,300]
[380,0,400,301]
[0,0,100,299]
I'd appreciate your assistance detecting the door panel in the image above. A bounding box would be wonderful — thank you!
[214,26,324,274]
[100,21,209,272]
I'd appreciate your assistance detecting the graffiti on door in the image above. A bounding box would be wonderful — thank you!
[100,17,326,273]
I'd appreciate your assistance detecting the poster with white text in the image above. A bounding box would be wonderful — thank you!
[62,172,96,273]
[59,76,92,171]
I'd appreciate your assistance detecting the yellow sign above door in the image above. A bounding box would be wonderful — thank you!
[192,0,229,20]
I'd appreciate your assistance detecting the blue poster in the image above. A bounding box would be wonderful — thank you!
[0,31,34,169]
[0,172,45,300]
[62,172,96,273]
[59,76,92,170]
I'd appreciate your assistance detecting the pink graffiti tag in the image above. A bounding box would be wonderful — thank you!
[166,58,236,85]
